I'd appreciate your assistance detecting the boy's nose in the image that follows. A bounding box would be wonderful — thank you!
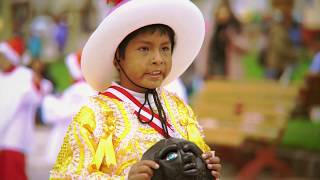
[151,51,164,65]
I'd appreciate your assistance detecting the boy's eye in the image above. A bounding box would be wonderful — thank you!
[138,47,149,52]
[162,47,171,52]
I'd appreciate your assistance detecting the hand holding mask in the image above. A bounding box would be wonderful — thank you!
[141,138,215,180]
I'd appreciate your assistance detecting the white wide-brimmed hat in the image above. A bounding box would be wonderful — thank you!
[81,0,205,91]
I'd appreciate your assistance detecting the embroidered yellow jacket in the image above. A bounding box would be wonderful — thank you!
[49,90,210,179]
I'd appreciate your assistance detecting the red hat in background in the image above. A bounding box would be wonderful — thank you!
[65,50,83,81]
[106,0,124,6]
[0,36,25,65]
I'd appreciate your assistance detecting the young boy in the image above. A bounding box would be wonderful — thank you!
[50,1,221,179]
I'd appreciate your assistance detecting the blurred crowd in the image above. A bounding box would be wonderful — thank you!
[0,0,320,179]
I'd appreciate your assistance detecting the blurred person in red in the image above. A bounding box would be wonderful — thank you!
[0,36,52,180]
[41,50,96,165]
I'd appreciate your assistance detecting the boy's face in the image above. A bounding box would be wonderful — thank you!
[117,31,172,92]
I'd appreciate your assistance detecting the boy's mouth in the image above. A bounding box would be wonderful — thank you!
[150,70,161,75]
[145,70,163,79]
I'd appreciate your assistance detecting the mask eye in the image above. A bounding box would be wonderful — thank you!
[165,151,178,161]
[158,144,178,161]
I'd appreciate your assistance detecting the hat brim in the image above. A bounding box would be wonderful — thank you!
[81,0,205,91]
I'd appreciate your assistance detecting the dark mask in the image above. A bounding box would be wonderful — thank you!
[141,138,214,180]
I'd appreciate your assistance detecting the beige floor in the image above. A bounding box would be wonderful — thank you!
[27,126,52,180]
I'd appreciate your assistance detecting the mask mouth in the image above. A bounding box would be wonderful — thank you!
[183,161,198,176]
[182,152,199,176]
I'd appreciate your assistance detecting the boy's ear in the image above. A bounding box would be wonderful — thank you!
[115,49,121,61]
[113,49,121,71]
[113,59,120,71]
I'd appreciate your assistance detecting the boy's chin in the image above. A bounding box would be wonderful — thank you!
[143,81,163,89]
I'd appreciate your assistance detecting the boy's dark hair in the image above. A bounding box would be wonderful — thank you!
[116,24,175,60]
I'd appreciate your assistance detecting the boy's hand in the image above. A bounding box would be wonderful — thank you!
[202,151,221,179]
[128,160,159,180]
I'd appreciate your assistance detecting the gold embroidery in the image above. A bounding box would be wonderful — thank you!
[91,98,117,170]
[51,131,73,174]
[138,127,157,134]
[165,92,210,152]
[78,106,96,154]
[110,98,131,149]
[73,124,85,173]
[115,143,138,175]
[162,92,188,139]
[116,159,137,175]
[77,106,96,132]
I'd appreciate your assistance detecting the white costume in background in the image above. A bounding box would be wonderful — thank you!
[0,66,47,153]
[0,37,52,179]
[42,52,96,164]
